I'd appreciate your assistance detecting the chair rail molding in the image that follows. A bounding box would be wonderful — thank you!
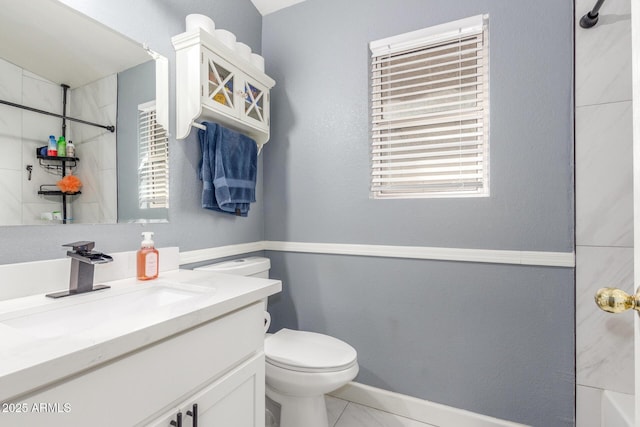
[179,241,575,268]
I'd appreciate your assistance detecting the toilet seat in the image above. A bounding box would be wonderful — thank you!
[265,328,357,373]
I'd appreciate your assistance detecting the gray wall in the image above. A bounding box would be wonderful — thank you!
[262,0,574,426]
[266,252,575,426]
[262,0,574,252]
[0,0,264,264]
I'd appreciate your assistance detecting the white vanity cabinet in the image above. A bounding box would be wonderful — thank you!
[3,302,266,427]
[172,29,275,149]
[150,353,265,427]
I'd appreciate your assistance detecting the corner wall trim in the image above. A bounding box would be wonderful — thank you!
[330,382,528,427]
[179,241,575,267]
[179,241,267,265]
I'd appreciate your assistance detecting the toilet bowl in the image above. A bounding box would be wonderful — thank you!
[195,257,359,427]
[265,328,358,427]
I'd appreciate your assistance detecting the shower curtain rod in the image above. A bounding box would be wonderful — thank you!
[580,0,606,28]
[0,99,115,133]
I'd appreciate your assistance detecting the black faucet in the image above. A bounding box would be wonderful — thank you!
[46,241,113,299]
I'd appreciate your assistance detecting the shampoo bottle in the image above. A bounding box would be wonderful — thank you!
[66,140,75,158]
[137,232,159,280]
[47,135,57,156]
[57,136,66,157]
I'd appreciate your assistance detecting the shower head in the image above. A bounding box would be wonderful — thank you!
[580,0,605,29]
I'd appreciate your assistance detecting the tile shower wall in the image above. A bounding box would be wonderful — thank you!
[68,75,118,224]
[20,70,68,225]
[0,57,63,225]
[575,0,634,424]
[0,58,24,226]
[0,56,116,226]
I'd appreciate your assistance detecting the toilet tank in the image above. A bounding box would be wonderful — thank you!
[194,256,271,278]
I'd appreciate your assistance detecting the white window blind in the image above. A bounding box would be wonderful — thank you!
[370,15,489,199]
[138,101,169,209]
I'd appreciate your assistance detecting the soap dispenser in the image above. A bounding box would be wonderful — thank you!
[137,232,159,280]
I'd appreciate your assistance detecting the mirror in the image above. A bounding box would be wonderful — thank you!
[0,0,169,225]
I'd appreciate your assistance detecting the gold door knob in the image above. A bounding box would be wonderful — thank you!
[595,287,639,314]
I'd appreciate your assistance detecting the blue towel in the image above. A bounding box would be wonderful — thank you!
[198,122,219,211]
[198,122,257,217]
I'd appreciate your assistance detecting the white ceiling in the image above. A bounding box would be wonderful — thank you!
[250,0,307,15]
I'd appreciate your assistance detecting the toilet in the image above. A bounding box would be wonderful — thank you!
[195,257,359,427]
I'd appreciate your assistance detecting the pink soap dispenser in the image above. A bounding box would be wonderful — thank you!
[137,232,159,280]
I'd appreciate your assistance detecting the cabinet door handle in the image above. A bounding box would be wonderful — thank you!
[187,404,198,427]
[170,411,182,427]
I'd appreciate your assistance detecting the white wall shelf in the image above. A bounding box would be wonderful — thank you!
[172,29,276,149]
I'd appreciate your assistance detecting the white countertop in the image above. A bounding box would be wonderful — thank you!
[0,269,281,402]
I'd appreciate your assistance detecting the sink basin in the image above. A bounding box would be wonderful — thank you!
[1,283,211,339]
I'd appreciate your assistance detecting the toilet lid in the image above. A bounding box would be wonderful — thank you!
[265,329,357,373]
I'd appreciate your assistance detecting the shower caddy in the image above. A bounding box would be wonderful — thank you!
[0,84,114,224]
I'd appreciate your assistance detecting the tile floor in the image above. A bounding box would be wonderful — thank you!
[326,395,436,427]
[267,395,436,427]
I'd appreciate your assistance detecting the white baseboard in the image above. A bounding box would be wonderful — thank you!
[330,382,529,427]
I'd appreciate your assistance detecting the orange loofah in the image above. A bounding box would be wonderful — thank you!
[56,175,82,193]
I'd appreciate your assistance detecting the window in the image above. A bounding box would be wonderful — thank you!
[370,15,489,199]
[138,101,169,209]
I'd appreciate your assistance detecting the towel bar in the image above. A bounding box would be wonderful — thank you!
[192,121,263,154]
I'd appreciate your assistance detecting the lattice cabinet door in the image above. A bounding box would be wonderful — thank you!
[202,49,238,118]
[240,78,269,133]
